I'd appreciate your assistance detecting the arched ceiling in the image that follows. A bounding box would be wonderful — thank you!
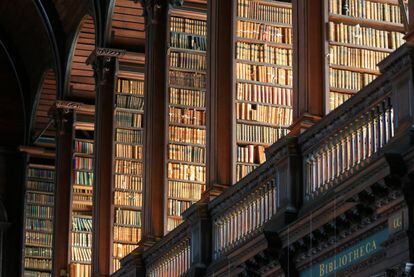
[31,69,57,142]
[66,15,96,101]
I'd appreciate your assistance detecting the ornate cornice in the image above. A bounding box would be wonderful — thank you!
[86,47,126,66]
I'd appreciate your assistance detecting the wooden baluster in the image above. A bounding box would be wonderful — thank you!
[273,181,278,215]
[252,200,257,231]
[327,144,332,183]
[305,159,311,197]
[390,99,395,138]
[321,151,326,187]
[375,107,381,152]
[265,183,270,221]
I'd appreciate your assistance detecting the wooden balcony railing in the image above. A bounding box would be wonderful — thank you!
[118,43,414,276]
[301,80,395,201]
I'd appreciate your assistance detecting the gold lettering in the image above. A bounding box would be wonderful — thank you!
[348,251,353,262]
[366,242,371,253]
[328,262,333,272]
[393,217,402,229]
[353,249,359,259]
[319,264,325,277]
[341,254,348,266]
[359,246,365,257]
[372,240,377,250]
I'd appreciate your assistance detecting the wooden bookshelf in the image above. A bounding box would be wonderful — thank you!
[22,162,55,277]
[166,10,207,232]
[234,0,293,181]
[111,74,144,272]
[69,112,94,277]
[325,0,406,112]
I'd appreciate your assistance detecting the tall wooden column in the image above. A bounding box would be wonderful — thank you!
[52,109,73,277]
[141,1,169,242]
[205,0,234,196]
[290,0,324,135]
[88,48,124,277]
[405,0,414,42]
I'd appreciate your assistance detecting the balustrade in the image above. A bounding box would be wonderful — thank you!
[146,239,191,277]
[304,95,394,200]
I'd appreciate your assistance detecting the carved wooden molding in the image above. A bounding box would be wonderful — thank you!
[55,100,95,113]
[86,47,126,66]
[138,0,183,24]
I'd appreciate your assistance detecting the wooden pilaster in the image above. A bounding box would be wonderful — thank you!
[205,0,234,196]
[52,109,73,277]
[290,0,324,135]
[141,1,169,241]
[87,48,124,276]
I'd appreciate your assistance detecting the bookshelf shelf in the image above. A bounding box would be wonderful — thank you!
[326,0,405,112]
[111,76,145,273]
[235,0,293,181]
[23,163,56,277]
[69,113,94,276]
[236,37,292,49]
[236,17,292,28]
[329,14,405,32]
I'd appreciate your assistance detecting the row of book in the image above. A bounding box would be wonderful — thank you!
[25,247,52,258]
[329,91,352,111]
[75,140,94,155]
[115,209,141,226]
[167,163,206,183]
[24,258,52,270]
[27,181,54,193]
[169,71,206,89]
[329,0,402,23]
[330,68,377,91]
[169,126,206,145]
[113,243,137,259]
[113,226,141,242]
[28,169,54,180]
[74,171,94,186]
[71,232,92,247]
[168,181,205,201]
[26,218,53,233]
[26,192,54,205]
[169,88,205,108]
[25,232,52,246]
[114,175,143,191]
[72,247,91,262]
[115,144,143,160]
[116,94,144,110]
[170,16,207,36]
[72,191,92,206]
[115,111,143,129]
[236,42,292,66]
[329,22,404,50]
[167,199,192,216]
[170,33,207,51]
[167,217,182,232]
[117,79,144,95]
[236,63,293,86]
[74,157,93,171]
[236,164,257,181]
[169,51,206,71]
[169,107,206,126]
[70,264,91,277]
[72,216,92,232]
[26,205,53,219]
[237,0,292,25]
[236,21,292,44]
[237,123,289,144]
[236,102,293,126]
[329,45,389,70]
[114,160,143,175]
[24,271,51,277]
[168,144,205,164]
[114,191,142,207]
[236,83,292,106]
[115,129,144,144]
[237,145,266,164]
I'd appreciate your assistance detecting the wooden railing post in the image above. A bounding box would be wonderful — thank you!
[265,137,302,227]
[183,203,211,276]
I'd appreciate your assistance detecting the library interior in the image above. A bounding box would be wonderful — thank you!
[0,0,414,276]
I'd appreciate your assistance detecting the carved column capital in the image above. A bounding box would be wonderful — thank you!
[86,48,126,85]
